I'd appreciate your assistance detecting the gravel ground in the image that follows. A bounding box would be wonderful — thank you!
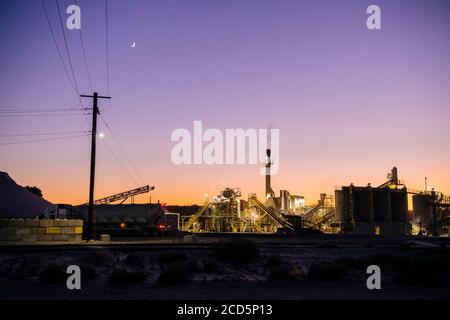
[0,244,449,300]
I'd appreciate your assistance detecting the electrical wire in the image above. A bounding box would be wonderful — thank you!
[99,114,146,185]
[0,107,86,113]
[0,134,90,146]
[41,0,77,93]
[101,139,139,186]
[0,131,90,137]
[74,0,94,92]
[105,0,110,95]
[55,0,80,96]
[0,113,90,118]
[78,25,94,92]
[54,0,90,126]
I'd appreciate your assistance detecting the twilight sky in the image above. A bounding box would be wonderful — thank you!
[0,0,449,205]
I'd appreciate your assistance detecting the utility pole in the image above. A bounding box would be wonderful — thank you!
[431,189,438,237]
[81,92,111,240]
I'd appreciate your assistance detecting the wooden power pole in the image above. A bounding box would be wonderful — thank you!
[81,92,111,240]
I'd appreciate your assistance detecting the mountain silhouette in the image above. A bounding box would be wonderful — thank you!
[0,171,52,218]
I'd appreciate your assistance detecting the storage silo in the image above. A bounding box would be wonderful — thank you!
[390,189,408,223]
[372,188,390,223]
[335,187,351,223]
[280,190,291,213]
[352,187,372,223]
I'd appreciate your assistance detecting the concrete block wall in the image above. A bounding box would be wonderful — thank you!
[0,219,83,243]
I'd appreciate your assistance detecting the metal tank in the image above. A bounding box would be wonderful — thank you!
[390,189,408,223]
[372,188,390,223]
[335,187,351,223]
[351,187,372,223]
[280,190,291,213]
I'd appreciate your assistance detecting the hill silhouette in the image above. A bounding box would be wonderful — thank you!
[0,171,52,218]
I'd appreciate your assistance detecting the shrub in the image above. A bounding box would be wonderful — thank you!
[267,255,284,268]
[158,252,187,265]
[186,259,200,273]
[213,239,259,264]
[288,265,305,281]
[268,264,291,280]
[157,263,189,285]
[335,257,364,270]
[82,250,113,266]
[394,271,445,287]
[411,251,450,273]
[80,264,97,280]
[110,268,147,285]
[202,258,220,274]
[39,264,66,283]
[125,253,145,267]
[365,253,410,272]
[394,251,450,287]
[308,261,347,281]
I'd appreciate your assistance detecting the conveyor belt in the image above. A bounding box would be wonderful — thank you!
[249,196,294,231]
[183,201,209,231]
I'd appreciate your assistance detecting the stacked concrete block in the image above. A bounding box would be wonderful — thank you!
[0,219,83,243]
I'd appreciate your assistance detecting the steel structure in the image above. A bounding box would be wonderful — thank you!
[82,185,154,205]
[182,201,209,232]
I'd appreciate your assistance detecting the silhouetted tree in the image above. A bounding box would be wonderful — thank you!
[25,186,43,198]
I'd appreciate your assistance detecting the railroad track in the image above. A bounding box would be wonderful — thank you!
[0,236,448,252]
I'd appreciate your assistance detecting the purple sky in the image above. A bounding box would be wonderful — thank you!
[1,0,449,205]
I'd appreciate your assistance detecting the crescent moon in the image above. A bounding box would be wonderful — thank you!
[131,42,136,48]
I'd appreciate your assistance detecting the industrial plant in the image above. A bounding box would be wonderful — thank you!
[25,144,450,240]
[175,146,450,237]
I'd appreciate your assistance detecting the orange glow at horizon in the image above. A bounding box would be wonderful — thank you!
[6,161,450,208]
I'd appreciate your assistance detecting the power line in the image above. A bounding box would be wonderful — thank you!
[42,0,89,128]
[55,0,80,96]
[0,134,89,146]
[0,130,90,137]
[74,0,94,92]
[101,139,139,186]
[79,26,94,92]
[41,0,77,93]
[99,114,146,185]
[105,0,110,95]
[0,113,90,118]
[0,107,86,113]
[54,0,90,126]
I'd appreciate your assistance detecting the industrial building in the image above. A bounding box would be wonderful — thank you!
[334,185,409,235]
[412,192,450,236]
[180,141,335,234]
[1,163,448,238]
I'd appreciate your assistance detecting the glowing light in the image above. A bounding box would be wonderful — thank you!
[119,222,126,229]
[98,132,105,138]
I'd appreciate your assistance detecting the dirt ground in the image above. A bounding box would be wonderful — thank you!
[1,242,449,300]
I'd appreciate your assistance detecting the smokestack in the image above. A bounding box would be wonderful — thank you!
[265,148,271,198]
[391,167,398,185]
